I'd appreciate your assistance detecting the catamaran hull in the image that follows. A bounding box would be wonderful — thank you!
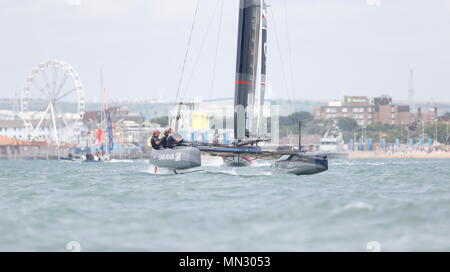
[149,146,201,170]
[272,153,328,175]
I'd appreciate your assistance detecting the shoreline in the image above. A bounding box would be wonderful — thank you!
[348,151,450,159]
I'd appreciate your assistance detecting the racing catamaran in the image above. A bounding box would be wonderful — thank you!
[197,0,328,175]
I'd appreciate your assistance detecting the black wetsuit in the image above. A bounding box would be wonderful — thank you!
[166,135,176,148]
[151,136,162,150]
[167,135,184,148]
[161,134,169,148]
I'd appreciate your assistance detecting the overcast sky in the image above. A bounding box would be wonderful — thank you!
[1,0,450,103]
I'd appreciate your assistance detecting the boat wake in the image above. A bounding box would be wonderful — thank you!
[249,160,272,167]
[110,159,134,163]
[200,155,224,167]
[332,201,374,215]
[203,168,274,177]
[330,161,385,166]
[146,165,204,175]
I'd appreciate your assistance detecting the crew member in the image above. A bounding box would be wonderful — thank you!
[166,128,184,148]
[150,130,162,150]
[161,129,170,148]
[86,153,94,161]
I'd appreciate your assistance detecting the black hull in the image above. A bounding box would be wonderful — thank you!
[198,145,328,175]
[273,153,328,175]
[149,146,201,170]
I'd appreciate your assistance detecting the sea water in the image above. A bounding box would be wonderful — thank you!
[1,159,450,251]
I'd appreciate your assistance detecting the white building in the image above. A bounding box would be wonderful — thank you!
[114,120,157,144]
[0,118,86,143]
[0,120,48,140]
[0,110,18,121]
[0,109,86,143]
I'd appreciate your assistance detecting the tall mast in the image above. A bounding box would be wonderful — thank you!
[101,68,114,154]
[100,67,105,128]
[234,0,266,140]
[100,67,106,151]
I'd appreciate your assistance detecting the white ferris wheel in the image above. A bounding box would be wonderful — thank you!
[20,60,85,144]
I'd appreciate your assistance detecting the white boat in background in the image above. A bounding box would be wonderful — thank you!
[319,123,349,160]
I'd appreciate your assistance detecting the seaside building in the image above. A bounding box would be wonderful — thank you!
[83,107,144,125]
[0,110,18,121]
[0,119,82,142]
[0,120,32,140]
[114,120,159,144]
[314,95,412,126]
[82,106,152,146]
[416,106,438,123]
[0,108,85,143]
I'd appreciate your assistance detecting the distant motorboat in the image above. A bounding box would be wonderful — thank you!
[319,123,349,160]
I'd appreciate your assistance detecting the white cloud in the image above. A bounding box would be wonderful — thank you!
[61,0,198,18]
[63,0,141,16]
[149,0,198,18]
[366,0,382,6]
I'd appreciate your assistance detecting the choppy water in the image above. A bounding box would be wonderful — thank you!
[1,159,450,251]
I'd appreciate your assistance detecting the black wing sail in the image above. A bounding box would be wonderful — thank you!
[234,0,266,141]
[257,1,268,136]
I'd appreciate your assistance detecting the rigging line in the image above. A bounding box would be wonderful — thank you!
[52,66,57,95]
[283,0,296,104]
[181,0,222,102]
[100,67,106,129]
[54,72,68,99]
[174,0,201,106]
[32,78,49,98]
[208,0,225,102]
[267,1,295,114]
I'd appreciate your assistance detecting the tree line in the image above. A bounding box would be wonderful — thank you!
[151,111,450,143]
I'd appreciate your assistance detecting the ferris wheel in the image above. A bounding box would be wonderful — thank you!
[20,60,85,144]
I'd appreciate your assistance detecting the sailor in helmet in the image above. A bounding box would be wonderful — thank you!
[150,130,162,150]
[160,128,171,149]
[163,128,184,148]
